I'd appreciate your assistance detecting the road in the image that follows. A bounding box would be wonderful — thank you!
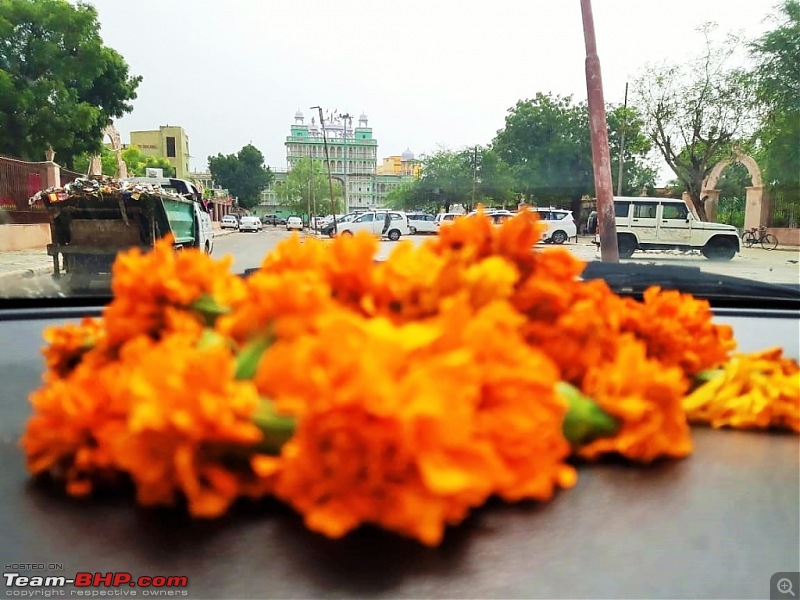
[1,227,798,298]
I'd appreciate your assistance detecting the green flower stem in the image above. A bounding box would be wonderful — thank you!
[558,382,620,446]
[691,369,725,391]
[252,399,296,455]
[190,294,231,326]
[234,333,274,380]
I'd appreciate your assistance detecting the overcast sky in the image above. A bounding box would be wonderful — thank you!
[86,0,778,182]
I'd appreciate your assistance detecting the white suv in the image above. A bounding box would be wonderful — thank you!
[533,208,577,244]
[594,197,740,261]
[337,211,410,241]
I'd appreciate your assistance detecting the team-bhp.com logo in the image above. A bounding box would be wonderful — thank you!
[4,572,189,596]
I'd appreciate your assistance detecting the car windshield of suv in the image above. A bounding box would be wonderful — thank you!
[1,2,799,598]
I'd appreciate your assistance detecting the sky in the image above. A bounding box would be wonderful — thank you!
[86,0,779,183]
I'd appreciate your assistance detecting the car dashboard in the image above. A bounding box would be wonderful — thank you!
[0,297,798,599]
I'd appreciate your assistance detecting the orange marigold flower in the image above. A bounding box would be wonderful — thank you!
[104,237,241,347]
[621,287,736,375]
[518,279,626,386]
[23,331,269,517]
[426,211,494,261]
[215,268,337,344]
[259,300,573,545]
[493,207,546,269]
[41,317,106,379]
[575,334,692,462]
[682,348,800,433]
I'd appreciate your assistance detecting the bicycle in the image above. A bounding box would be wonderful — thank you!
[741,225,779,250]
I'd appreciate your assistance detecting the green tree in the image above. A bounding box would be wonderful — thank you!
[749,0,800,192]
[417,149,473,212]
[120,145,175,177]
[470,147,517,208]
[208,144,274,210]
[0,0,141,167]
[493,93,654,213]
[280,158,343,217]
[633,23,755,220]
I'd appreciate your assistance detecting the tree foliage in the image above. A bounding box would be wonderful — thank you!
[0,0,141,166]
[493,93,655,209]
[208,144,273,210]
[749,0,800,191]
[633,24,755,220]
[120,145,175,177]
[386,147,518,213]
[73,145,175,177]
[278,158,343,216]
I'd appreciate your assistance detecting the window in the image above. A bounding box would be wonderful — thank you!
[166,136,176,158]
[356,213,373,223]
[633,203,657,218]
[662,203,689,219]
[614,202,630,218]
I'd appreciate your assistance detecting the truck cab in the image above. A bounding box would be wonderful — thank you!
[595,197,740,261]
[125,177,214,254]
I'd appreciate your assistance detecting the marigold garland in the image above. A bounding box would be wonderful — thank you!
[21,208,798,546]
[683,348,799,432]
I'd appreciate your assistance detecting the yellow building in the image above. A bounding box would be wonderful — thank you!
[377,149,421,178]
[129,125,191,178]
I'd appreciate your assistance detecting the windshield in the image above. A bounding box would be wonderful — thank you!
[0,0,798,300]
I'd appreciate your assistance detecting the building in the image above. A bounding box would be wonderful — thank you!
[129,125,191,178]
[377,149,421,178]
[285,111,379,211]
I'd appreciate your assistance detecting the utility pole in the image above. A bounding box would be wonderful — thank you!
[311,106,338,234]
[581,0,619,262]
[471,146,478,208]
[616,82,628,197]
[340,113,352,214]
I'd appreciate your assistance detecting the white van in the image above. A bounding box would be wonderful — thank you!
[595,197,740,261]
[337,210,410,241]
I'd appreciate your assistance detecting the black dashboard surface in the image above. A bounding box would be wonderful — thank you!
[1,309,798,599]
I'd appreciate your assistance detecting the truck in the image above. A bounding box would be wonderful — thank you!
[39,176,214,291]
[594,197,740,261]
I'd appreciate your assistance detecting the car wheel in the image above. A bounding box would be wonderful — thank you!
[551,230,568,244]
[701,237,737,261]
[340,230,353,236]
[617,234,637,258]
[387,229,401,241]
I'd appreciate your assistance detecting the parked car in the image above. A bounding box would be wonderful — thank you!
[221,215,239,229]
[532,208,577,244]
[434,213,463,229]
[336,211,409,241]
[594,197,740,260]
[238,216,263,232]
[320,213,358,237]
[286,216,303,231]
[406,213,438,234]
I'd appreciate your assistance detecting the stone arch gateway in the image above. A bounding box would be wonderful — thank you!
[88,123,128,179]
[699,151,766,229]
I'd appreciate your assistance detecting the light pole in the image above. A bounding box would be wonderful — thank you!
[340,113,352,214]
[311,106,338,234]
[616,82,629,197]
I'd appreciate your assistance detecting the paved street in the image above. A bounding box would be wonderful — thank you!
[1,227,798,299]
